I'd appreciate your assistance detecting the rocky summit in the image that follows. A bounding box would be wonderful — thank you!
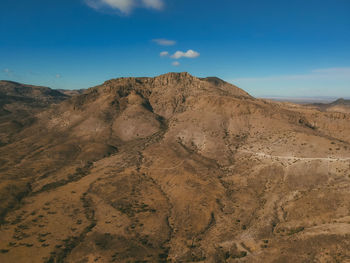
[0,73,350,262]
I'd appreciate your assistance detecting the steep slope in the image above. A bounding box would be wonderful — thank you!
[0,73,350,262]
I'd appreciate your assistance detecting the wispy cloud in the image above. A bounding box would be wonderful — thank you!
[142,0,163,9]
[56,74,61,79]
[311,67,350,75]
[3,68,13,77]
[153,38,176,46]
[172,61,180,66]
[171,50,200,59]
[85,0,164,14]
[159,51,169,57]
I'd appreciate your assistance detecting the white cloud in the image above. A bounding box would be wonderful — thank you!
[142,0,163,9]
[85,0,134,13]
[85,0,164,14]
[56,74,61,79]
[171,49,200,59]
[153,38,176,46]
[160,51,169,57]
[172,61,180,66]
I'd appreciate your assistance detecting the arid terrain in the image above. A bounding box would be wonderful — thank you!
[0,73,350,263]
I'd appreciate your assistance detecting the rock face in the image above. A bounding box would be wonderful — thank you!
[1,73,350,263]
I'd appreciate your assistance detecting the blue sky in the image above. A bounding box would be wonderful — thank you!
[0,0,349,97]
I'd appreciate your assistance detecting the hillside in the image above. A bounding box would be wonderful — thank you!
[0,81,69,147]
[0,73,350,263]
[0,80,68,107]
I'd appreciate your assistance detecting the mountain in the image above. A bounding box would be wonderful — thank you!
[312,98,350,113]
[0,73,350,262]
[330,98,350,105]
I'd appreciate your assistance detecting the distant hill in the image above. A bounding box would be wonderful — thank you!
[330,98,350,106]
[57,88,85,97]
[0,80,70,145]
[0,80,68,107]
[312,98,350,113]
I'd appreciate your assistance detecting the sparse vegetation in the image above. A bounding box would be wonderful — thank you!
[288,227,305,235]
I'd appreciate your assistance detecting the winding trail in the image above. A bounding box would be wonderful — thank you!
[238,149,350,162]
